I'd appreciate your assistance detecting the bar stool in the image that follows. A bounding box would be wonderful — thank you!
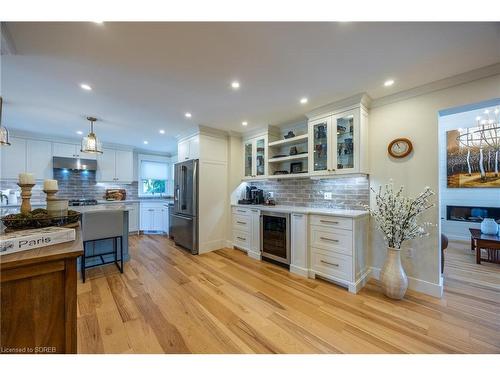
[81,210,125,283]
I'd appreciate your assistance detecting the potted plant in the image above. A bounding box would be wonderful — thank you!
[365,182,435,299]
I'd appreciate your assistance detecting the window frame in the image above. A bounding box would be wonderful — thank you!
[137,154,172,197]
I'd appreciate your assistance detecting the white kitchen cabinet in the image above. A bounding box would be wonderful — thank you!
[162,203,170,235]
[1,137,26,179]
[53,142,97,160]
[97,148,134,183]
[309,214,369,293]
[124,203,139,232]
[290,213,308,276]
[140,202,167,232]
[177,136,200,161]
[231,206,261,260]
[26,139,53,180]
[243,135,267,178]
[308,103,369,176]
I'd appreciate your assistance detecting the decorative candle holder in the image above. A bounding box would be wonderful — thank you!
[17,183,36,215]
[43,189,58,201]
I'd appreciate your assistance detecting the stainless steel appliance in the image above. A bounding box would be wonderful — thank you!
[260,211,290,266]
[53,156,97,171]
[170,159,199,254]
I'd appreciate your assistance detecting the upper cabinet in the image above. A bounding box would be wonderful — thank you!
[0,137,52,180]
[1,137,27,179]
[97,148,134,183]
[178,137,200,161]
[53,142,97,160]
[243,135,268,178]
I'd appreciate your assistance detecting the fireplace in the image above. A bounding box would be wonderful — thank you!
[446,205,500,223]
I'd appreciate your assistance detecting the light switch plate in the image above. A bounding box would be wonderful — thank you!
[324,192,333,200]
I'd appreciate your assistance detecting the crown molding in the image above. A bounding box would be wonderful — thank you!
[305,93,372,119]
[176,124,230,142]
[371,62,500,109]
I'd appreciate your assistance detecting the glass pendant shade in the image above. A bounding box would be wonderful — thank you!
[0,96,11,146]
[81,116,103,154]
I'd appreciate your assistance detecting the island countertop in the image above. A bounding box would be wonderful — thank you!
[231,204,368,218]
[0,228,84,270]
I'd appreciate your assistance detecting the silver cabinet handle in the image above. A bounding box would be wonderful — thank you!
[236,221,247,225]
[251,209,259,213]
[237,236,246,241]
[171,214,193,221]
[320,237,339,242]
[237,209,246,213]
[320,219,339,224]
[293,214,303,217]
[321,260,339,267]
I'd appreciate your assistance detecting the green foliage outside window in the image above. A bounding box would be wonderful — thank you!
[142,179,166,194]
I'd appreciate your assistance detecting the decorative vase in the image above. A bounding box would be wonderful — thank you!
[380,247,408,300]
[480,218,499,235]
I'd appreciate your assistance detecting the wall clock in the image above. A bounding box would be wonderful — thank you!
[388,138,413,158]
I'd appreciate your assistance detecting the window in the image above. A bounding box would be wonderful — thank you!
[139,158,169,196]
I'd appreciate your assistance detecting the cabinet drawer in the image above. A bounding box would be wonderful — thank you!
[232,214,251,233]
[311,250,353,282]
[310,215,352,231]
[232,207,251,216]
[232,230,250,250]
[310,226,353,256]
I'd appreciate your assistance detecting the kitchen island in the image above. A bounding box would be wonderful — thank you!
[0,229,83,354]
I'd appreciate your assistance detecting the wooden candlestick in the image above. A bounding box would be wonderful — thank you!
[43,189,58,201]
[17,183,36,215]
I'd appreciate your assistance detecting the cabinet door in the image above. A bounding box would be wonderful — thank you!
[115,150,134,182]
[126,204,139,232]
[52,142,77,158]
[178,140,190,161]
[244,140,253,177]
[97,149,116,182]
[152,207,164,231]
[1,137,26,179]
[140,206,152,231]
[26,139,53,180]
[255,137,266,176]
[250,208,261,255]
[333,109,359,174]
[188,137,200,160]
[291,213,308,272]
[309,117,332,175]
[162,205,169,234]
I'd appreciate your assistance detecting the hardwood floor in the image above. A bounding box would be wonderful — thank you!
[76,235,500,353]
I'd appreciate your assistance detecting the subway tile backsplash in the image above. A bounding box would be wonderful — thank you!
[0,170,138,202]
[248,175,369,210]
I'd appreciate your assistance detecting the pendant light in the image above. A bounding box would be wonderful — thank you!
[0,97,11,146]
[80,116,103,154]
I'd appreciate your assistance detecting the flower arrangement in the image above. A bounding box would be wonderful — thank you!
[365,182,435,249]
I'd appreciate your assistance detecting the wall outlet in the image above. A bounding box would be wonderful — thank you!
[324,192,333,200]
[268,192,274,198]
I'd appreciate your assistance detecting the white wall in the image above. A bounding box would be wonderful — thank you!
[369,73,500,296]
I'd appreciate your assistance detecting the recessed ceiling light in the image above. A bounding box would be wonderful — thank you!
[80,83,92,91]
[300,97,308,104]
[242,121,248,126]
[76,130,83,135]
[143,141,149,145]
[159,129,165,134]
[185,112,192,118]
[384,79,395,87]
[231,81,240,89]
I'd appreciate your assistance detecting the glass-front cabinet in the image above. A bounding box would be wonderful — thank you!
[243,135,268,178]
[308,106,366,175]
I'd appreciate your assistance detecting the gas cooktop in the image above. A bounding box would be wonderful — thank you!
[68,199,98,206]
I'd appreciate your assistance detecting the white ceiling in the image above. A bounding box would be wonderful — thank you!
[2,22,500,154]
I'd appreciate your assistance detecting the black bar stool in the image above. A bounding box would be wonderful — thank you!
[81,210,125,283]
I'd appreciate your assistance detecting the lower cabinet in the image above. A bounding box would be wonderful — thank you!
[125,203,139,232]
[231,206,261,259]
[309,214,369,293]
[140,202,168,232]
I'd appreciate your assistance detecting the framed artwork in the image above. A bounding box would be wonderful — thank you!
[447,127,500,188]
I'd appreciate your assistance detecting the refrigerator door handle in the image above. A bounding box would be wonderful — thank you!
[171,214,193,221]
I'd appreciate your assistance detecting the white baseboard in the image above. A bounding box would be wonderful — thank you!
[290,264,308,277]
[351,268,371,293]
[224,240,233,248]
[370,267,443,298]
[247,250,261,260]
[198,239,226,254]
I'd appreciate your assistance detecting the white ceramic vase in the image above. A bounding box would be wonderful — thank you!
[480,218,499,235]
[380,247,408,300]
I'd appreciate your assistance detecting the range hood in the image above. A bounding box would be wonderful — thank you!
[52,156,97,171]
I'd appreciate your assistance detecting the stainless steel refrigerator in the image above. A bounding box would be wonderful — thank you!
[170,159,199,254]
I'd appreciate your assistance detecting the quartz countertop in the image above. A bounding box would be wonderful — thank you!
[1,197,173,209]
[232,204,368,218]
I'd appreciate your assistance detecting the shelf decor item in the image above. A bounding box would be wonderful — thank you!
[365,182,435,299]
[1,209,81,232]
[481,218,499,235]
[17,173,36,215]
[284,130,295,139]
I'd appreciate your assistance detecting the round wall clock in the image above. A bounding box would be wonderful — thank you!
[388,138,413,158]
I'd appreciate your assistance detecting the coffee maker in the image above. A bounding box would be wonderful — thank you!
[239,185,264,205]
